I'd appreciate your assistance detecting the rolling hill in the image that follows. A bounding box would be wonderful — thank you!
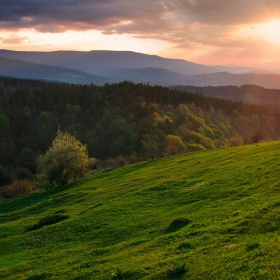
[1,49,280,89]
[0,56,108,85]
[0,142,280,279]
[0,49,256,76]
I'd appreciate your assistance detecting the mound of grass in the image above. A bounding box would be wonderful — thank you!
[26,214,69,231]
[111,268,140,280]
[26,273,49,280]
[1,142,280,279]
[166,218,191,233]
[167,262,187,278]
[246,241,261,251]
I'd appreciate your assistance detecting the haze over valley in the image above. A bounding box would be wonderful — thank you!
[1,49,280,89]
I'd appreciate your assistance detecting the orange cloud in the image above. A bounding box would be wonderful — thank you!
[1,0,280,69]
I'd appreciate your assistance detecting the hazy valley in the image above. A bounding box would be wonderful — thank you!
[1,50,280,89]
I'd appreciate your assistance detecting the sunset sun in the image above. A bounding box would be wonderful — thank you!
[255,20,280,44]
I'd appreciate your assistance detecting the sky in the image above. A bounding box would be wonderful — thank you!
[1,0,280,70]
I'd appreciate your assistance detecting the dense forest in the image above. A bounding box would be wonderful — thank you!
[1,77,280,186]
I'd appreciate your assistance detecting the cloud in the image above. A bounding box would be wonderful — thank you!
[1,1,280,35]
[0,0,170,32]
[1,0,280,61]
[1,34,28,44]
[173,0,280,25]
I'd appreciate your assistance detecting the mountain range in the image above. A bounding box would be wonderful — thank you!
[0,49,280,88]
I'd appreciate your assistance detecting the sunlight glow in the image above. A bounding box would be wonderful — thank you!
[237,20,280,45]
[0,29,171,53]
[254,20,280,44]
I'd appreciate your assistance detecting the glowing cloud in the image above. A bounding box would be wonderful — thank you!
[0,0,280,69]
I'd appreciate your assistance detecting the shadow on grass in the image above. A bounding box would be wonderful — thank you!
[0,181,79,214]
[166,218,191,233]
[26,214,69,232]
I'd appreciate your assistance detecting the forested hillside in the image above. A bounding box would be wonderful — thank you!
[1,77,280,185]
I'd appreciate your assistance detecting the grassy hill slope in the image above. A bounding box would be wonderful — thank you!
[1,142,280,279]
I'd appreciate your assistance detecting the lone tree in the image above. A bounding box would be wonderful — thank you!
[38,130,90,186]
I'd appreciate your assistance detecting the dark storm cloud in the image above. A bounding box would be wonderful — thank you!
[0,0,171,32]
[1,0,280,31]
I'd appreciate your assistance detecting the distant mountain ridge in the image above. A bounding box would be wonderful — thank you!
[0,49,257,76]
[0,56,108,85]
[0,49,280,89]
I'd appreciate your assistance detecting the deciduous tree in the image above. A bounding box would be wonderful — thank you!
[37,130,90,186]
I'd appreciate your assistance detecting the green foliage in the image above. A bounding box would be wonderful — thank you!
[187,143,206,151]
[37,130,90,186]
[15,167,35,181]
[142,136,160,159]
[17,147,36,173]
[0,166,16,186]
[37,111,57,150]
[0,81,4,90]
[0,113,10,137]
[164,135,186,156]
[226,136,244,146]
[1,78,280,169]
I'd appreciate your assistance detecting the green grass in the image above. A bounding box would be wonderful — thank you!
[1,142,280,279]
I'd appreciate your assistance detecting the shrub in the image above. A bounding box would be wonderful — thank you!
[105,157,117,166]
[164,145,179,157]
[1,180,37,199]
[199,135,216,149]
[250,132,265,143]
[105,155,129,167]
[130,152,141,163]
[187,143,206,152]
[87,157,97,170]
[226,136,244,147]
[115,155,129,166]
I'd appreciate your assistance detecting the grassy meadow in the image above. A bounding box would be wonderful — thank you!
[0,142,280,279]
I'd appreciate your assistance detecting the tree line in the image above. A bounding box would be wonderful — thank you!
[1,77,280,186]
